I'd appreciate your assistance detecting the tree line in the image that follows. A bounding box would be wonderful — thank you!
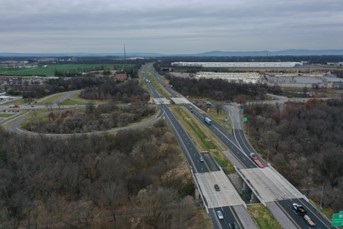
[25,102,156,134]
[0,121,204,228]
[244,98,343,211]
[168,77,282,101]
[80,79,149,101]
[25,79,153,134]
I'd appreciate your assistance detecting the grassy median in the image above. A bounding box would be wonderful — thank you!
[172,106,235,174]
[143,65,170,99]
[248,204,282,229]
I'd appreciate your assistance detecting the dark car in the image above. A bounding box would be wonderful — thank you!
[231,222,240,229]
[214,184,220,191]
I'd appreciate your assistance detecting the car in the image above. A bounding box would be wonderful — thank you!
[231,222,240,229]
[214,184,220,191]
[199,156,204,162]
[216,210,224,220]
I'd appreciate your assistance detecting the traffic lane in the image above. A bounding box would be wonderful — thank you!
[209,207,241,229]
[145,80,160,98]
[277,199,333,229]
[187,105,257,168]
[145,64,177,97]
[188,104,237,144]
[228,105,242,130]
[142,69,162,98]
[234,129,256,155]
[202,152,220,172]
[144,69,207,173]
[207,124,257,168]
[162,106,209,173]
[299,198,334,229]
[233,129,267,168]
[148,66,178,97]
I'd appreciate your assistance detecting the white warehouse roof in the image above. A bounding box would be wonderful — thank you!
[171,62,303,68]
[195,72,261,84]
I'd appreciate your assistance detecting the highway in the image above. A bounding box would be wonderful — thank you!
[186,104,258,169]
[191,102,332,228]
[143,64,333,229]
[141,65,250,229]
[1,64,333,228]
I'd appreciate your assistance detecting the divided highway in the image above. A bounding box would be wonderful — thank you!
[143,64,334,229]
[141,66,253,229]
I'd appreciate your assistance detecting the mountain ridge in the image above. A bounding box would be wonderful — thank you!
[1,49,343,57]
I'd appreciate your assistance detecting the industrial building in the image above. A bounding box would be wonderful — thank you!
[171,62,303,68]
[195,72,261,84]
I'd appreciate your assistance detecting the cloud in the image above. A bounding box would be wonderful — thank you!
[1,0,342,53]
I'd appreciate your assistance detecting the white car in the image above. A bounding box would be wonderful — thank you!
[216,210,224,220]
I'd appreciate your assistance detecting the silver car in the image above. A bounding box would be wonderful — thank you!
[216,210,224,220]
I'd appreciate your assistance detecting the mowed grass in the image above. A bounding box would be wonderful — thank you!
[143,65,170,99]
[0,64,134,76]
[248,204,282,229]
[61,98,87,105]
[172,106,235,174]
[0,113,14,117]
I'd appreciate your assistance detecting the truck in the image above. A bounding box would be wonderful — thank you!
[250,153,265,168]
[9,104,20,108]
[292,203,316,227]
[204,117,212,125]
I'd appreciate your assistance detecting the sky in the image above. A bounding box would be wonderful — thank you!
[1,0,343,54]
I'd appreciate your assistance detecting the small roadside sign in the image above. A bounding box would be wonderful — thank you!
[332,211,343,226]
[242,117,248,123]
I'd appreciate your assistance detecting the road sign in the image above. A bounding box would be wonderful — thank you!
[242,117,248,123]
[332,211,343,226]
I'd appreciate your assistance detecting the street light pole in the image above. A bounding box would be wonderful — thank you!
[320,185,324,209]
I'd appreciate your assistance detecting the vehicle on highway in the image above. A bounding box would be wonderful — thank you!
[199,156,204,162]
[231,222,240,229]
[9,104,20,108]
[204,117,212,125]
[214,184,220,191]
[250,153,265,168]
[216,210,224,220]
[292,203,316,227]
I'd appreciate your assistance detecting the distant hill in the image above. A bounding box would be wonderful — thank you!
[0,52,164,58]
[196,49,343,57]
[1,49,343,57]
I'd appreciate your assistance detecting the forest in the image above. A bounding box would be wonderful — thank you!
[244,98,343,211]
[25,79,153,133]
[0,121,204,228]
[168,77,282,101]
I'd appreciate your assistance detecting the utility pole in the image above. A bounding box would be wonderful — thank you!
[124,43,126,61]
[320,185,324,209]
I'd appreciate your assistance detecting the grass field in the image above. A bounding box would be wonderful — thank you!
[0,113,14,117]
[0,64,134,76]
[172,106,235,174]
[61,98,88,105]
[248,204,282,229]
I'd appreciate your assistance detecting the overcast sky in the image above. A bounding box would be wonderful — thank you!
[1,0,342,54]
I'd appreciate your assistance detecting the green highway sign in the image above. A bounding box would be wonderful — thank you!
[242,117,248,123]
[332,211,343,226]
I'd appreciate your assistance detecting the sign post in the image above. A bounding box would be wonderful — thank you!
[332,211,343,226]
